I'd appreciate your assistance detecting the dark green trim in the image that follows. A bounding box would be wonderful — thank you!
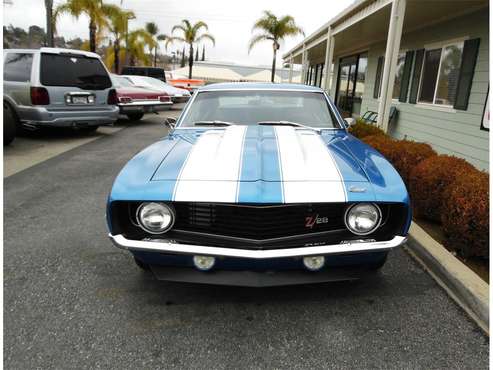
[399,51,414,102]
[454,38,480,110]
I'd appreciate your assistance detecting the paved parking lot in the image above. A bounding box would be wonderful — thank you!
[4,111,488,369]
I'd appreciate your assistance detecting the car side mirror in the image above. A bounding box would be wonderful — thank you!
[164,117,176,129]
[344,117,356,128]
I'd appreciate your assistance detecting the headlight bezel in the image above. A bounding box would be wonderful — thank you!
[136,202,175,234]
[344,203,382,236]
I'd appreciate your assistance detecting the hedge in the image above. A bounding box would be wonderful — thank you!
[355,120,489,259]
[348,119,386,138]
[442,170,489,258]
[409,155,476,222]
[362,135,437,185]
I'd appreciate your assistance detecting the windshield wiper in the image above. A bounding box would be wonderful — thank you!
[257,120,321,132]
[193,120,235,127]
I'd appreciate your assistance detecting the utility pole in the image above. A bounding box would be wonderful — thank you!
[45,0,54,47]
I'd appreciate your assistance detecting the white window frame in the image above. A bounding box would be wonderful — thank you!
[416,37,468,108]
[391,52,407,102]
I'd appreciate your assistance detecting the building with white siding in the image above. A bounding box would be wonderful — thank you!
[283,0,489,170]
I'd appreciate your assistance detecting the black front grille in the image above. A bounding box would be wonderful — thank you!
[110,201,407,249]
[173,202,347,240]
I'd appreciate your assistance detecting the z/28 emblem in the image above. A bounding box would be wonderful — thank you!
[305,214,329,229]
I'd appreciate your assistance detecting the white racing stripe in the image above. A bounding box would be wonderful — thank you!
[173,126,247,202]
[274,126,346,203]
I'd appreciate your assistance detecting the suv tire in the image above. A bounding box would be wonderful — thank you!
[127,113,144,121]
[3,103,16,145]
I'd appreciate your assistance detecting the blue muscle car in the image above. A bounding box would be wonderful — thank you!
[107,83,411,286]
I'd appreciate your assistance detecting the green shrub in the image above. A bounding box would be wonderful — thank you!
[441,170,489,258]
[409,155,476,222]
[349,119,386,139]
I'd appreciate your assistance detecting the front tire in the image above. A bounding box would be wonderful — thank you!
[127,113,144,121]
[3,103,16,145]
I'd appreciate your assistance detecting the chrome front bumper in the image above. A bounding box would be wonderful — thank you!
[109,234,407,259]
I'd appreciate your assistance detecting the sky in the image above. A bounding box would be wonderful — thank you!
[3,0,354,67]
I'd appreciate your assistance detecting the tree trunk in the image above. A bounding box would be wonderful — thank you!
[89,19,96,52]
[114,39,120,73]
[188,43,193,79]
[45,0,54,47]
[271,44,277,83]
[154,47,157,67]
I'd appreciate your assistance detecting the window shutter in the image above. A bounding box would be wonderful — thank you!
[399,51,414,102]
[454,38,480,110]
[409,49,424,104]
[373,56,384,99]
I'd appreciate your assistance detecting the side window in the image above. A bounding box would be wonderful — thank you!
[4,53,33,82]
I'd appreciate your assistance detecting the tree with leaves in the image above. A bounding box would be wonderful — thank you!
[105,5,135,72]
[145,22,170,67]
[249,10,304,82]
[56,0,115,52]
[127,28,157,66]
[169,20,215,78]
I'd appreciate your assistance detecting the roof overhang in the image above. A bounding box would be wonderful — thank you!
[284,0,488,63]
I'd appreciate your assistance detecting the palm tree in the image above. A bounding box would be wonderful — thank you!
[56,0,115,52]
[105,5,135,72]
[45,0,54,46]
[145,22,170,67]
[249,11,304,82]
[169,20,215,78]
[127,29,156,66]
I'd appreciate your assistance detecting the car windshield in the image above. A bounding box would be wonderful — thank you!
[40,53,112,90]
[179,90,339,128]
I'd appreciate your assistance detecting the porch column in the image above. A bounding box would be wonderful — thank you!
[323,27,334,93]
[377,0,406,132]
[288,56,293,83]
[301,44,307,84]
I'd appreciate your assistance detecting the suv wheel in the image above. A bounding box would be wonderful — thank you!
[79,126,99,133]
[3,103,16,145]
[127,113,144,121]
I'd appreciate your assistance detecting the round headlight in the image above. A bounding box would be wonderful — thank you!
[137,202,174,234]
[345,203,382,235]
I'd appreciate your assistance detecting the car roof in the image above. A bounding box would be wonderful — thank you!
[4,47,101,58]
[199,82,324,92]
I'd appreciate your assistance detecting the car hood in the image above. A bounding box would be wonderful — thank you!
[150,125,371,203]
[110,125,408,204]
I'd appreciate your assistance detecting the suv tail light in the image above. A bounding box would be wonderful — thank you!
[159,95,170,102]
[30,87,50,105]
[107,89,118,105]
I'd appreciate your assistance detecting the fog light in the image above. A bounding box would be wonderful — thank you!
[193,255,215,271]
[303,256,325,271]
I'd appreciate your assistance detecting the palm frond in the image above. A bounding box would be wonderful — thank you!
[195,33,215,46]
[248,33,272,53]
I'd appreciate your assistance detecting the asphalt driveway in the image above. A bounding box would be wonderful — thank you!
[4,113,489,369]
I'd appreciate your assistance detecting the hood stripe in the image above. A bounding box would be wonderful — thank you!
[274,126,346,203]
[173,126,247,202]
[237,126,283,203]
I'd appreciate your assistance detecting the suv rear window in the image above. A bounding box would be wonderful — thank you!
[40,53,112,90]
